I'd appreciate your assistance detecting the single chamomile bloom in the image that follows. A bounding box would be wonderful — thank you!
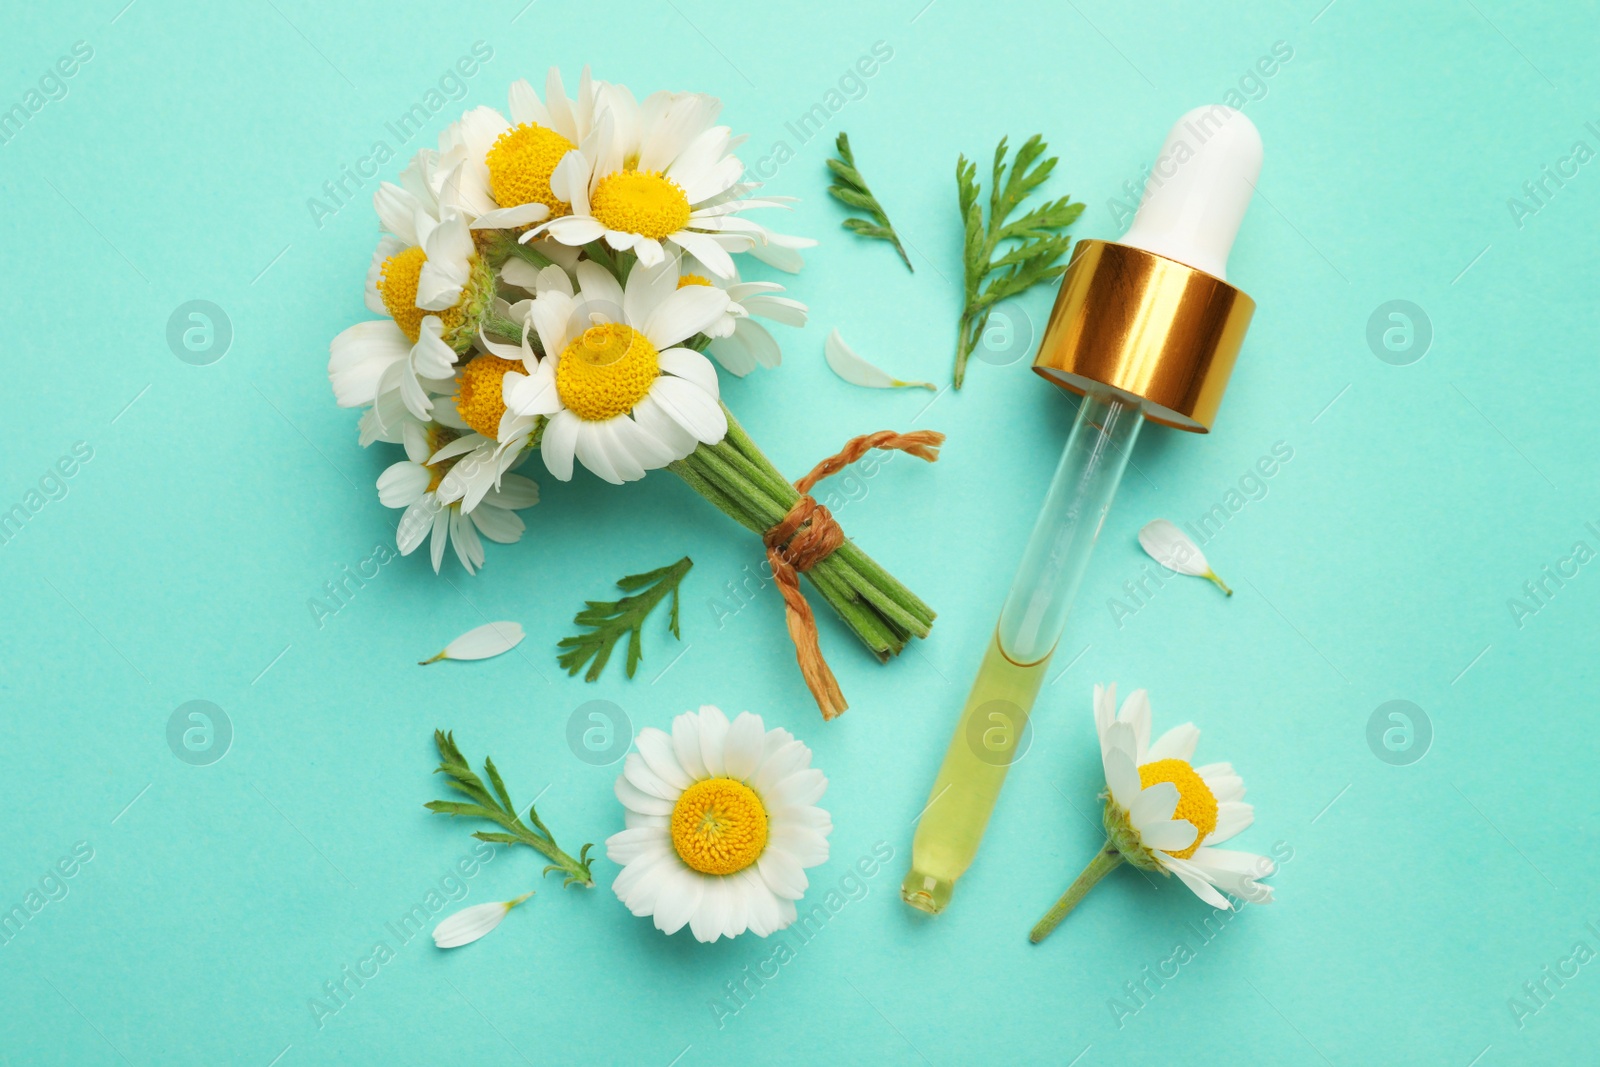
[533,89,805,278]
[1030,683,1274,943]
[371,149,480,312]
[675,258,807,376]
[331,155,498,425]
[377,422,539,574]
[439,67,606,230]
[328,314,462,427]
[426,313,545,514]
[606,705,831,943]
[503,257,730,484]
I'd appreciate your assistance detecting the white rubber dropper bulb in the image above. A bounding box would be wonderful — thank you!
[1118,105,1262,282]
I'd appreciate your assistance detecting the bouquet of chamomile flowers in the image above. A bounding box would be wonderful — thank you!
[327,68,939,716]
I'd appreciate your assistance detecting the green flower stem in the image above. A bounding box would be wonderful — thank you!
[831,540,936,630]
[1030,845,1123,944]
[804,561,899,653]
[818,552,927,640]
[482,230,554,272]
[498,821,595,889]
[675,449,897,651]
[667,458,752,531]
[582,240,629,281]
[505,240,554,270]
[687,448,785,527]
[670,420,936,660]
[719,410,799,501]
[718,406,936,637]
[483,314,527,342]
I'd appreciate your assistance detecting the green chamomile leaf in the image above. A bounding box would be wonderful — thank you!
[426,730,594,888]
[557,556,692,682]
[827,133,913,272]
[953,134,1085,389]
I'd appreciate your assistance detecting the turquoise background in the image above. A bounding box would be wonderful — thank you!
[2,0,1597,1063]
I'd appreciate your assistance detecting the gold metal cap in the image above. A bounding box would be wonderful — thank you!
[1031,239,1255,432]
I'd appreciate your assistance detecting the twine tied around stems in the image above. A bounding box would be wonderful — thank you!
[763,429,945,720]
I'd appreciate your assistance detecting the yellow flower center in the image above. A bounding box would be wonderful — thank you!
[1137,759,1218,859]
[377,245,468,344]
[590,169,691,241]
[555,322,659,421]
[486,122,575,218]
[676,274,712,289]
[670,777,768,875]
[454,354,521,440]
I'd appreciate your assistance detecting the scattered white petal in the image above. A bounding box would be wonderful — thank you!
[420,621,525,665]
[1137,519,1232,596]
[432,892,533,948]
[824,329,934,391]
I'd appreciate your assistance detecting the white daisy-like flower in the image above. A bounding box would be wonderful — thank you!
[426,313,544,514]
[675,258,807,376]
[329,314,462,426]
[1093,683,1272,907]
[438,67,606,230]
[502,257,730,484]
[606,705,831,943]
[533,88,810,278]
[330,153,496,427]
[377,422,538,574]
[1031,684,1274,943]
[371,149,478,310]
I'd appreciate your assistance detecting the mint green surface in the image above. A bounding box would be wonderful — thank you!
[3,1,1596,1063]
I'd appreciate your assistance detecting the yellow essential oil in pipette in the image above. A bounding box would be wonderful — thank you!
[903,630,1051,913]
[903,390,1141,912]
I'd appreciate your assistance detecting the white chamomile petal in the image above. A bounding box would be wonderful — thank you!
[1126,780,1180,829]
[1148,722,1200,763]
[420,622,524,665]
[657,347,719,398]
[1138,519,1232,595]
[377,460,430,508]
[432,893,533,948]
[824,329,934,390]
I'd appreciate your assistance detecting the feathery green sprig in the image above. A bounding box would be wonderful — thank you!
[953,135,1084,388]
[425,730,594,888]
[827,133,913,272]
[557,556,692,682]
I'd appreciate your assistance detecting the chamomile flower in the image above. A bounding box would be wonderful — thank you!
[534,89,810,278]
[503,257,730,484]
[438,67,606,230]
[1030,684,1274,943]
[371,150,482,314]
[606,705,831,943]
[377,422,538,574]
[675,259,807,376]
[328,314,461,426]
[427,317,543,513]
[331,154,498,425]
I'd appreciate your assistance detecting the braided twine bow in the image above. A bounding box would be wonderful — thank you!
[763,429,945,720]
